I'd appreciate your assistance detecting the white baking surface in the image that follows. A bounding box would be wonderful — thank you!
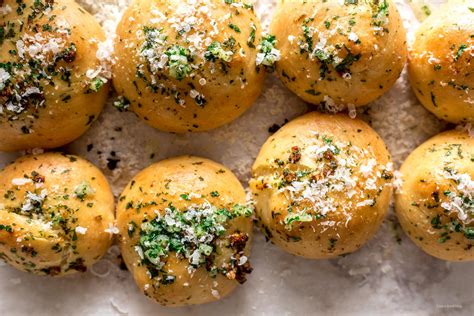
[0,0,473,315]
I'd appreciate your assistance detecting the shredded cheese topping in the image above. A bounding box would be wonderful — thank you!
[0,0,110,133]
[134,201,253,286]
[441,170,474,225]
[255,133,393,231]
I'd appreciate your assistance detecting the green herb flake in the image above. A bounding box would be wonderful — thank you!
[74,181,95,202]
[454,44,468,62]
[164,45,193,80]
[421,5,431,16]
[88,77,105,93]
[0,224,13,233]
[205,41,234,62]
[180,193,191,201]
[113,96,131,112]
[228,23,241,33]
[256,34,280,71]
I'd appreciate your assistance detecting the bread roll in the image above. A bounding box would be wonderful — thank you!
[270,0,407,108]
[113,0,271,133]
[0,0,110,151]
[117,156,253,306]
[409,2,474,123]
[0,153,115,275]
[250,112,393,258]
[395,130,474,261]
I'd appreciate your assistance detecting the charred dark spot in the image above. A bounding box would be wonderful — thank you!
[107,155,120,171]
[288,146,301,164]
[229,232,249,252]
[41,266,62,276]
[67,258,87,273]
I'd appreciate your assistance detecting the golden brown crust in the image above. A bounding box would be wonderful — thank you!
[0,0,110,152]
[250,112,393,259]
[0,153,115,275]
[395,130,474,261]
[113,0,265,133]
[116,156,253,306]
[408,3,474,123]
[270,0,407,107]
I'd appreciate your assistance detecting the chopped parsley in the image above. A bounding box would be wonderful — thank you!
[205,41,234,62]
[247,23,257,48]
[88,77,106,93]
[284,212,313,230]
[113,96,131,112]
[371,0,389,27]
[256,35,281,71]
[180,193,191,201]
[228,23,241,33]
[0,224,13,233]
[74,181,95,202]
[454,44,468,62]
[164,45,193,80]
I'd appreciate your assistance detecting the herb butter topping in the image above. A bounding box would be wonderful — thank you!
[0,0,109,134]
[427,168,474,243]
[255,133,393,231]
[405,141,474,244]
[120,0,278,109]
[133,202,253,286]
[413,9,474,107]
[441,170,474,226]
[295,0,390,82]
[407,3,473,124]
[0,155,111,275]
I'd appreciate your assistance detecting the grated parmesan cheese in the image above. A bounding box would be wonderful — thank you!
[11,178,33,186]
[75,226,88,235]
[105,223,120,235]
[0,4,12,16]
[440,170,474,225]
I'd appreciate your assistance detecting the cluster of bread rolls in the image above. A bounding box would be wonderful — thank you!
[0,0,473,308]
